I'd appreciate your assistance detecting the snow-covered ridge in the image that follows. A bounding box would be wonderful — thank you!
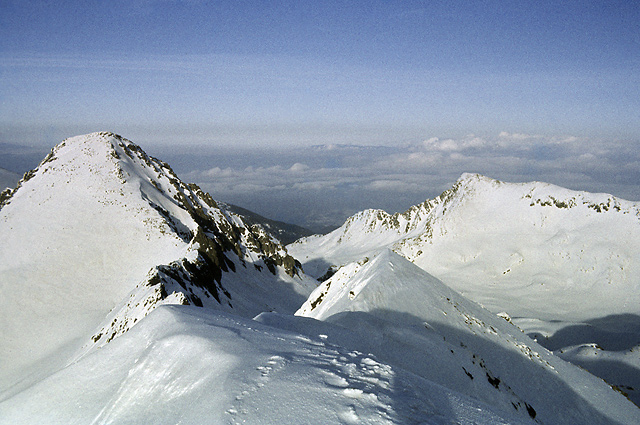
[291,173,639,262]
[287,178,462,277]
[0,305,533,425]
[3,135,640,424]
[289,172,640,410]
[296,250,640,424]
[289,172,640,319]
[458,172,637,215]
[0,132,314,392]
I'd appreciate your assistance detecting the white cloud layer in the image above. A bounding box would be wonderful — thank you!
[164,133,640,231]
[2,131,636,232]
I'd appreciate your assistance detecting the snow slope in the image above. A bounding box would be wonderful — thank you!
[0,132,315,395]
[0,305,529,425]
[289,175,640,413]
[295,250,640,424]
[289,173,640,322]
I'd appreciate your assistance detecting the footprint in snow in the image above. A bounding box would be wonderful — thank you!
[226,355,287,423]
[227,345,398,424]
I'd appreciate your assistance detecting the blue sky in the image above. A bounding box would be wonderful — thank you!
[1,1,639,228]
[1,0,638,146]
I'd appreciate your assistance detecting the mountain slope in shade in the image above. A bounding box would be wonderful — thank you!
[289,173,640,321]
[0,132,315,394]
[221,202,314,245]
[295,250,640,424]
[0,168,20,191]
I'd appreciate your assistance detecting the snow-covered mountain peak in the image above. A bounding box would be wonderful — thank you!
[0,132,314,392]
[4,140,640,424]
[453,172,637,216]
[288,173,640,412]
[289,173,640,320]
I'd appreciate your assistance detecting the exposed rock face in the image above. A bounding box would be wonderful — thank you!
[83,133,310,348]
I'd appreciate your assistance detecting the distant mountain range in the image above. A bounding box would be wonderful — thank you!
[289,172,640,320]
[0,167,20,192]
[1,132,639,424]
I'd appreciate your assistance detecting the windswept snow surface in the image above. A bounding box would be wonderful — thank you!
[295,250,640,424]
[0,132,315,395]
[0,305,525,425]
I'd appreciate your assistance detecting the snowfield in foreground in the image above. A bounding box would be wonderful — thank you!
[0,306,526,425]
